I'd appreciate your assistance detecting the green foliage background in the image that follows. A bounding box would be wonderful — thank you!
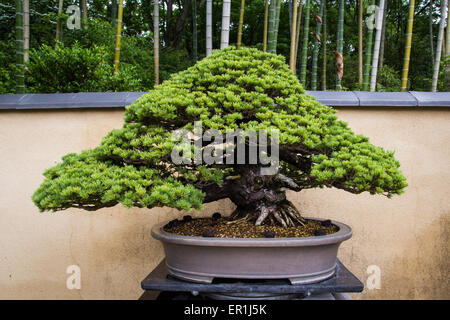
[26,42,141,93]
[0,0,449,93]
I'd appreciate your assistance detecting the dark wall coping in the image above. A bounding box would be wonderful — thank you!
[1,91,449,110]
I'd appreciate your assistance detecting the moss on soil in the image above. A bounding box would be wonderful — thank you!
[163,216,339,238]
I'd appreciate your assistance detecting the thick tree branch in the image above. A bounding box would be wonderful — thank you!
[279,148,312,173]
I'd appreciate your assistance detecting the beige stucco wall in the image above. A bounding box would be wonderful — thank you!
[0,107,448,300]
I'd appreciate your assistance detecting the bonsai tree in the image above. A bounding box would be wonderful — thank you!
[33,47,407,227]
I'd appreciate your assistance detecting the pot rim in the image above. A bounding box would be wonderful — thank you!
[151,217,352,247]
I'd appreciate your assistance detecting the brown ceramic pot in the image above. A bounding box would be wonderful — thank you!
[151,218,352,285]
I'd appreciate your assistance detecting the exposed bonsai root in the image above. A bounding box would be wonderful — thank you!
[255,206,270,225]
[272,210,288,228]
[281,202,307,226]
[223,166,307,227]
[231,200,306,227]
[226,214,250,225]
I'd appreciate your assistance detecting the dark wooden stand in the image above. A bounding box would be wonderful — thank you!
[140,259,363,300]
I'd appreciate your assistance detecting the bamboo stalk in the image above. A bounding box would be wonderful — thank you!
[268,0,277,53]
[431,0,447,91]
[237,0,245,49]
[379,0,387,69]
[273,0,282,53]
[113,0,124,75]
[15,0,25,93]
[263,0,269,52]
[401,0,415,91]
[206,0,213,56]
[363,0,375,91]
[55,0,63,44]
[220,0,231,49]
[429,1,434,65]
[154,0,159,84]
[322,0,327,90]
[335,0,344,90]
[299,0,310,86]
[369,0,386,92]
[23,0,29,63]
[311,0,325,90]
[446,0,450,84]
[294,0,303,73]
[358,0,363,85]
[289,0,293,39]
[447,1,450,57]
[81,0,87,28]
[289,0,298,71]
[193,0,198,61]
[445,4,450,91]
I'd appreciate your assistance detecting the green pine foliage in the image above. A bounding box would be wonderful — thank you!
[33,47,407,212]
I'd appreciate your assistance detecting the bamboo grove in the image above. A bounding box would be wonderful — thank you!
[2,0,449,94]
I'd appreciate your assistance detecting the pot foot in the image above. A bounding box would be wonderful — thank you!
[167,267,215,284]
[289,265,336,285]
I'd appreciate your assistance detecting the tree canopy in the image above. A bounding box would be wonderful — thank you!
[33,47,407,214]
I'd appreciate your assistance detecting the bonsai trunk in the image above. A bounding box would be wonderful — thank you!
[226,166,307,227]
